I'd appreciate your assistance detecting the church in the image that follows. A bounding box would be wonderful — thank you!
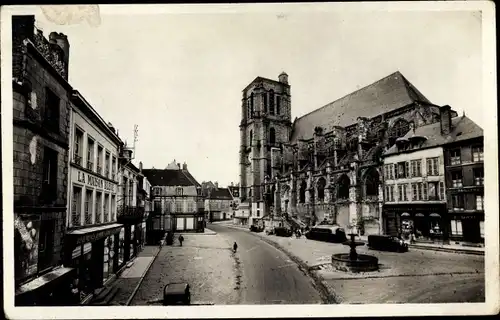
[238,71,457,234]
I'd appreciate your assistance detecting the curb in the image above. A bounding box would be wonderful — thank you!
[125,245,163,306]
[409,244,484,256]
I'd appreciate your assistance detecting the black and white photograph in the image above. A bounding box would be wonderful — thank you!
[1,2,498,319]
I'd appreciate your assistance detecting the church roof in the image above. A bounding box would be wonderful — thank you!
[290,71,431,142]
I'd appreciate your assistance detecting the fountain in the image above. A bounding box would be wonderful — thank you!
[331,233,379,273]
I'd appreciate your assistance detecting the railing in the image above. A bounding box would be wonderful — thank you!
[87,161,94,171]
[74,155,82,166]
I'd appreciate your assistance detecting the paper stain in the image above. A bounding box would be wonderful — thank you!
[40,5,101,27]
[29,136,38,164]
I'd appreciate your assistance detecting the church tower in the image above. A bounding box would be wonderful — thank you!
[239,72,292,224]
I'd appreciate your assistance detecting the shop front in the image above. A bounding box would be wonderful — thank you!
[449,212,484,244]
[64,223,123,303]
[383,203,448,243]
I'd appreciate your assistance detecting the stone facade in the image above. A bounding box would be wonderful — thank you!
[239,72,458,233]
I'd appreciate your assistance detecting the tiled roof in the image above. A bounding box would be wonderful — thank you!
[384,115,483,156]
[291,71,430,142]
[207,188,233,200]
[142,168,200,187]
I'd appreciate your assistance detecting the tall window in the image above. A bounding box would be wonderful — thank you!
[476,195,484,210]
[128,180,134,206]
[41,147,58,203]
[395,162,409,179]
[450,149,461,165]
[103,194,110,223]
[276,96,281,115]
[44,87,60,132]
[299,181,307,203]
[364,169,379,197]
[269,128,276,145]
[450,220,463,236]
[154,200,162,214]
[95,192,103,223]
[269,90,275,115]
[338,175,350,200]
[71,186,82,226]
[439,181,445,200]
[385,185,395,202]
[176,200,183,213]
[428,182,439,200]
[389,119,410,145]
[38,219,55,271]
[105,151,110,178]
[451,194,464,210]
[249,130,253,146]
[250,93,254,116]
[263,92,268,113]
[111,156,117,180]
[317,178,326,202]
[111,195,116,221]
[87,137,95,171]
[97,145,103,175]
[398,184,408,202]
[451,170,463,187]
[473,168,484,186]
[426,157,439,176]
[472,146,484,162]
[74,128,83,165]
[84,189,93,225]
[384,164,395,180]
[410,159,422,177]
[411,182,427,201]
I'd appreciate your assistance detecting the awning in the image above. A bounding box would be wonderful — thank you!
[430,213,441,218]
[415,213,425,217]
[66,223,123,246]
[16,267,75,296]
[401,212,410,217]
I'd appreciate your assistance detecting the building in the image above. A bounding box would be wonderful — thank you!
[382,111,448,242]
[12,15,76,306]
[136,164,152,251]
[64,90,124,303]
[143,160,204,244]
[238,71,458,233]
[116,148,145,269]
[202,181,234,222]
[228,182,243,224]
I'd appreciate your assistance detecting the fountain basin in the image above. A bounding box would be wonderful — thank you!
[331,253,379,273]
[342,240,365,247]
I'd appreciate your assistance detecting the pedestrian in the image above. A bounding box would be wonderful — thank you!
[179,234,184,246]
[233,242,238,253]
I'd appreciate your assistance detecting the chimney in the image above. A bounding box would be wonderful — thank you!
[440,105,452,135]
[182,162,187,170]
[139,161,143,172]
[49,32,70,80]
[108,122,116,133]
[278,71,288,84]
[12,15,35,80]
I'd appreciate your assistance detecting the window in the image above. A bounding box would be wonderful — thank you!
[269,90,275,115]
[299,181,307,203]
[105,151,110,178]
[74,128,83,165]
[154,187,161,196]
[365,170,379,197]
[263,92,268,113]
[128,180,134,206]
[422,182,427,200]
[410,182,425,201]
[410,160,422,177]
[250,93,254,117]
[338,176,350,200]
[450,149,461,165]
[84,189,93,225]
[451,170,463,187]
[476,195,484,211]
[317,178,326,202]
[472,146,484,162]
[41,147,58,203]
[276,96,281,115]
[439,181,445,200]
[187,201,194,212]
[249,130,253,146]
[103,194,110,223]
[389,119,410,145]
[428,182,439,200]
[398,184,408,202]
[95,192,102,223]
[176,201,183,213]
[71,186,82,226]
[44,87,60,132]
[385,185,395,202]
[426,157,439,176]
[111,156,117,180]
[473,168,484,186]
[384,164,395,180]
[87,138,95,171]
[38,219,55,271]
[154,200,162,213]
[450,220,463,236]
[256,210,260,217]
[452,194,464,210]
[269,128,276,145]
[97,145,103,175]
[411,183,417,201]
[176,188,183,196]
[396,162,409,179]
[111,195,116,221]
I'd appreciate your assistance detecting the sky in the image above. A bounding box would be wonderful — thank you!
[21,5,483,188]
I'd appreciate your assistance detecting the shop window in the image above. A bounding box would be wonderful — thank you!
[317,178,326,202]
[472,146,484,162]
[473,168,484,186]
[269,127,276,145]
[451,170,463,187]
[105,151,110,178]
[84,190,93,225]
[450,148,461,165]
[452,194,464,210]
[87,137,95,171]
[476,195,484,211]
[41,147,58,203]
[480,221,484,238]
[299,181,307,203]
[338,175,350,200]
[38,219,55,271]
[410,159,422,177]
[450,220,463,236]
[74,128,83,166]
[44,87,60,133]
[426,157,439,176]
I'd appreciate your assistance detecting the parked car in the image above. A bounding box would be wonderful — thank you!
[163,283,191,305]
[250,225,264,232]
[367,235,408,252]
[274,227,293,237]
[305,225,347,243]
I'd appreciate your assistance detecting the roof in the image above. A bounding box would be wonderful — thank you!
[243,76,290,93]
[206,187,233,200]
[384,115,483,156]
[290,71,430,142]
[142,168,201,187]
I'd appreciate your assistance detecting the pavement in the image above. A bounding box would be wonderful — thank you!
[217,222,485,304]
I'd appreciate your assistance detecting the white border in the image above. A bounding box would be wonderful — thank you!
[2,2,498,319]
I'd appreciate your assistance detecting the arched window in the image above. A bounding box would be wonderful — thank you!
[364,168,380,197]
[299,181,306,203]
[391,119,410,138]
[269,90,275,115]
[249,130,253,146]
[317,177,326,202]
[276,96,281,115]
[269,128,276,145]
[338,175,350,200]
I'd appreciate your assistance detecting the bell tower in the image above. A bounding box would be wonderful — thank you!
[239,72,292,224]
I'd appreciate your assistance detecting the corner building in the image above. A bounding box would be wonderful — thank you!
[239,71,458,234]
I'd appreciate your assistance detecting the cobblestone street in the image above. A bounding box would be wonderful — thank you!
[130,232,239,305]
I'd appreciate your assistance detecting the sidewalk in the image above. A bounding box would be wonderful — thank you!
[175,228,217,236]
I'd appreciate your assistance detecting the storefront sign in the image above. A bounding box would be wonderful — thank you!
[75,169,116,193]
[14,213,41,281]
[449,187,483,194]
[70,225,122,246]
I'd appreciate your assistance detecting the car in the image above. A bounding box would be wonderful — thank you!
[249,225,263,232]
[274,227,293,237]
[305,225,347,243]
[163,283,191,305]
[367,235,408,252]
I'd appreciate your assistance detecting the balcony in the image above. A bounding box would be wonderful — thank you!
[117,205,145,224]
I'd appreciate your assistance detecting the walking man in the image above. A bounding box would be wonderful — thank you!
[233,242,238,253]
[179,234,184,247]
